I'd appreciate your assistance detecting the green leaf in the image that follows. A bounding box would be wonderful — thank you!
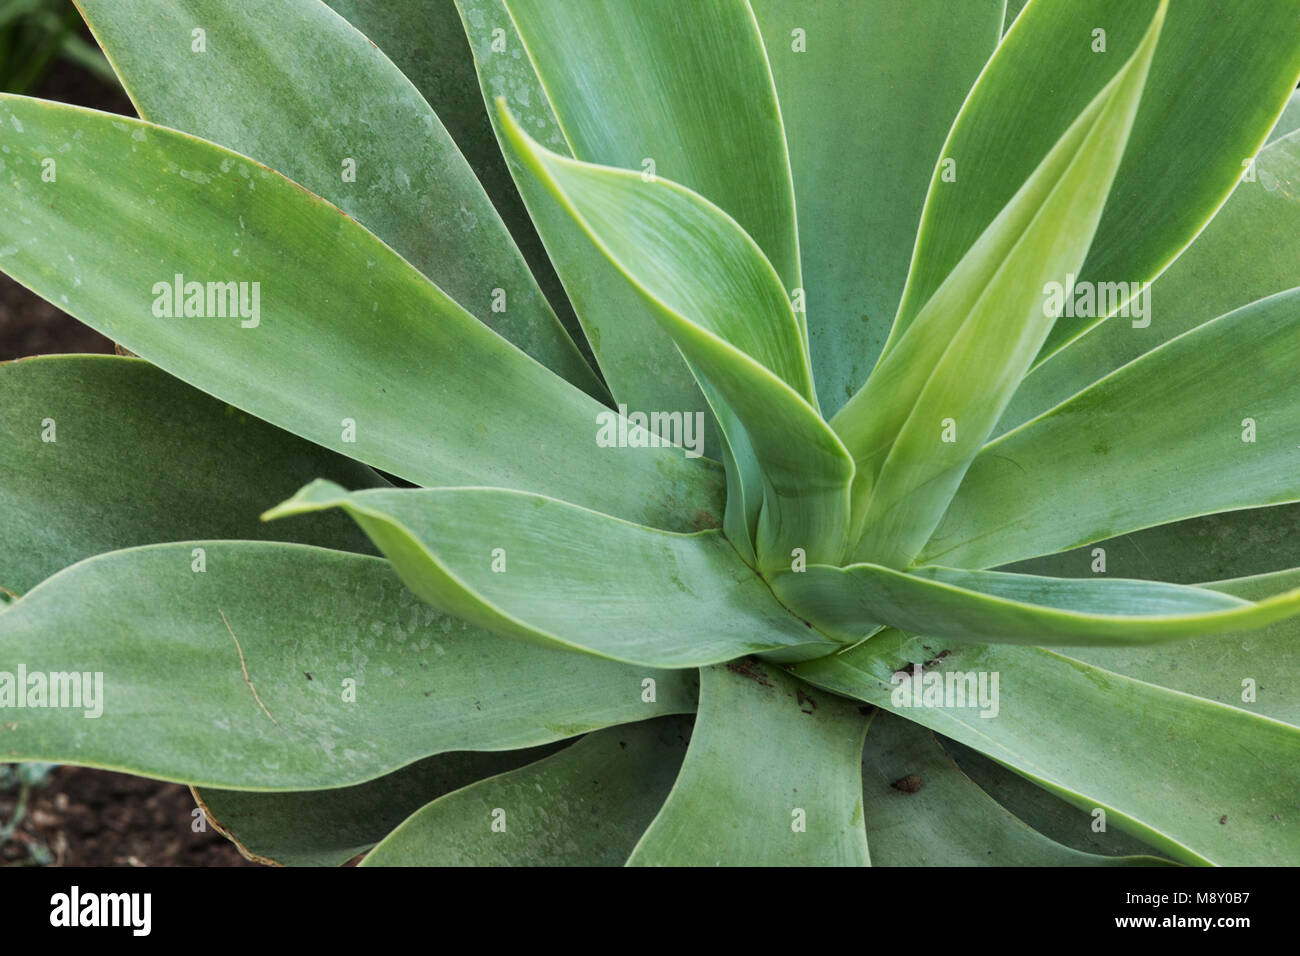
[1059,568,1300,729]
[941,737,1176,859]
[750,0,1003,413]
[502,0,801,298]
[0,95,722,531]
[77,0,601,395]
[1003,117,1300,433]
[361,718,689,866]
[795,631,1300,865]
[498,106,812,399]
[775,562,1300,647]
[1006,504,1300,585]
[1003,0,1030,34]
[0,354,381,595]
[320,0,586,358]
[266,482,839,668]
[833,2,1166,568]
[1268,89,1300,143]
[924,288,1300,569]
[499,110,854,573]
[627,661,870,866]
[196,745,562,866]
[0,542,696,789]
[861,710,1170,865]
[454,0,713,465]
[891,0,1300,361]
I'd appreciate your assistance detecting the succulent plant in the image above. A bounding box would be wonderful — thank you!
[1,0,1298,866]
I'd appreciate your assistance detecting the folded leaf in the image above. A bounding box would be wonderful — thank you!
[834,2,1165,567]
[196,745,562,866]
[626,661,870,866]
[266,482,840,668]
[924,288,1300,569]
[751,0,1003,413]
[795,631,1300,865]
[500,109,854,573]
[0,543,695,789]
[861,711,1170,866]
[0,354,381,595]
[77,0,601,395]
[362,718,689,866]
[775,561,1300,647]
[503,0,801,299]
[456,0,714,462]
[0,95,722,531]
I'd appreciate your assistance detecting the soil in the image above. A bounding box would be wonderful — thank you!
[0,50,255,867]
[1,767,256,867]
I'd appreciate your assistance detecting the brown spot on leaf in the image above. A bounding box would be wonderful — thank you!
[690,509,721,531]
[892,774,924,794]
[726,658,774,687]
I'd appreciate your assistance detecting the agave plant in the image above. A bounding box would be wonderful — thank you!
[0,0,1298,868]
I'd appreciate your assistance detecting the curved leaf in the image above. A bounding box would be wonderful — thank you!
[266,482,839,668]
[0,354,381,595]
[0,95,723,531]
[1059,568,1300,729]
[0,542,696,789]
[76,0,600,394]
[775,562,1300,647]
[627,661,870,866]
[795,631,1300,865]
[196,745,562,866]
[925,288,1300,569]
[502,0,800,296]
[751,0,1003,413]
[361,718,688,866]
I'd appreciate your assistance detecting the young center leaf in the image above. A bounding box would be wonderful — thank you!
[832,1,1167,569]
[498,105,854,575]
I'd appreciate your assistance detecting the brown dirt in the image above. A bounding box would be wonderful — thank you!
[1,766,255,867]
[726,658,775,687]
